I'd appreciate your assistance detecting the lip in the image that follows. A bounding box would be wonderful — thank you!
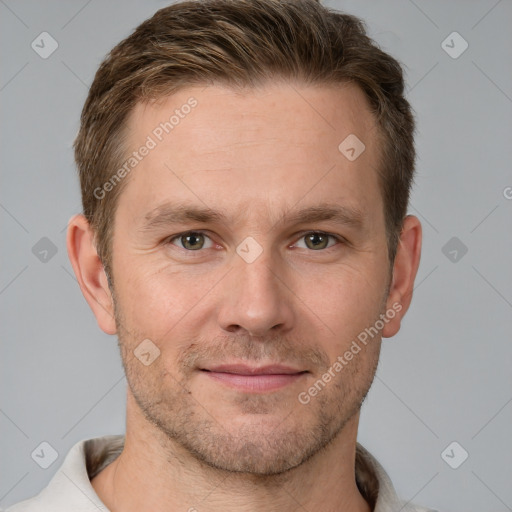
[200,364,308,392]
[203,364,304,375]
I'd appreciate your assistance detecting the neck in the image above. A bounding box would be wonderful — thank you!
[91,392,371,512]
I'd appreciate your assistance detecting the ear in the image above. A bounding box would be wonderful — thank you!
[382,215,422,338]
[66,214,117,335]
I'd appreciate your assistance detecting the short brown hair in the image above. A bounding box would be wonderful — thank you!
[74,0,415,276]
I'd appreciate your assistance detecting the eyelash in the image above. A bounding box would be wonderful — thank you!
[166,230,344,252]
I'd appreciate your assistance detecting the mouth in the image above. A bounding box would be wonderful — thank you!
[200,364,308,393]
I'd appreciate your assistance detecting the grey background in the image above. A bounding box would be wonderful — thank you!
[1,0,511,510]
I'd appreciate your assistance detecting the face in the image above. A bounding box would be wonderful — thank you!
[109,82,392,475]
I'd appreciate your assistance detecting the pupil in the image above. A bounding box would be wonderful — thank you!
[184,233,202,249]
[308,233,326,250]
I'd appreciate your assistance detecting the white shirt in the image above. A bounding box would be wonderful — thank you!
[4,435,437,512]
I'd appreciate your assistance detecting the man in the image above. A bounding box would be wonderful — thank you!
[6,0,434,510]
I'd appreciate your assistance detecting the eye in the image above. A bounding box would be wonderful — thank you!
[294,232,340,250]
[169,231,214,251]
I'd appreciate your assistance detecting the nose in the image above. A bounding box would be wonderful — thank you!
[216,249,295,337]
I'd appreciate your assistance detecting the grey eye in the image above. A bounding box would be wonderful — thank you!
[295,232,337,250]
[171,232,213,250]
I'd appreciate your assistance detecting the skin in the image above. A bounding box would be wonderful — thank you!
[67,81,421,512]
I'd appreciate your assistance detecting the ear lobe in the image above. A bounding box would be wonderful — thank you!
[382,215,422,338]
[66,214,117,335]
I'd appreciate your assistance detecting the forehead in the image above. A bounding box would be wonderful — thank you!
[118,81,382,227]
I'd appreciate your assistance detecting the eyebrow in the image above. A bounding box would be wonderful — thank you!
[140,202,366,233]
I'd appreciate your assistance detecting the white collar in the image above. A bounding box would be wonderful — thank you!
[6,434,434,512]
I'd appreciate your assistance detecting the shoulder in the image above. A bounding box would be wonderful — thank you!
[356,443,439,512]
[3,435,124,512]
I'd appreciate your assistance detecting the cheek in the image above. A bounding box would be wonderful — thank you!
[293,264,387,353]
[114,260,222,343]
[305,260,386,308]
